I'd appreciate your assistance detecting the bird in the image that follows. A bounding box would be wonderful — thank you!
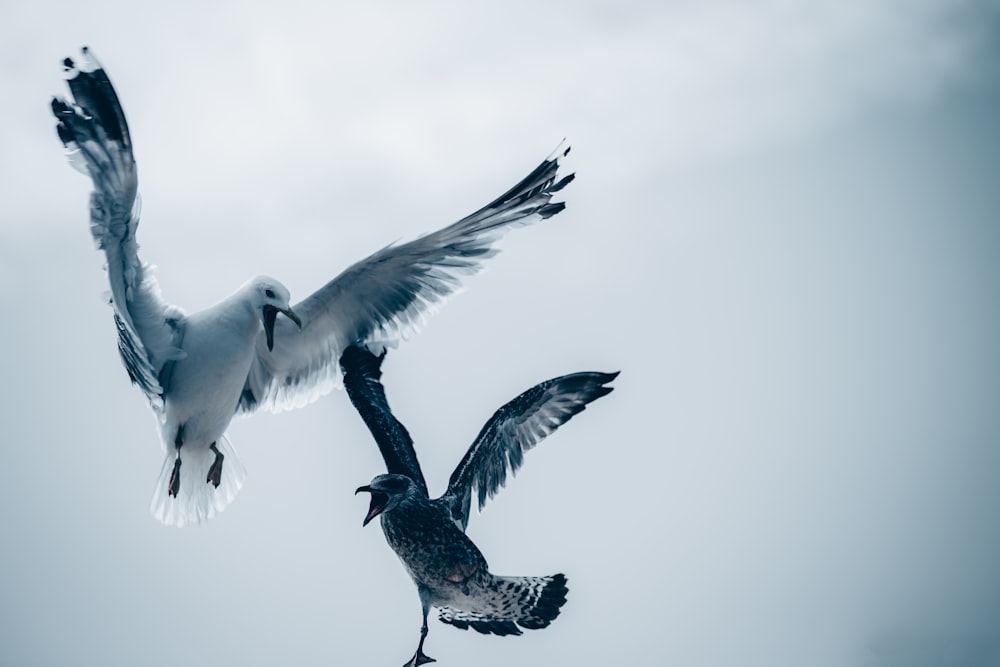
[51,47,575,527]
[342,346,617,666]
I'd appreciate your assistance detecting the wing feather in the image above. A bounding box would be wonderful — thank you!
[443,371,618,529]
[238,145,574,414]
[53,48,184,411]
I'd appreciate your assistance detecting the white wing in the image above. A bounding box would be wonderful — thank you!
[53,48,185,412]
[238,146,574,414]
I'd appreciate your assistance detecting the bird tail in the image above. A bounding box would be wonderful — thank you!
[438,573,569,636]
[149,436,247,527]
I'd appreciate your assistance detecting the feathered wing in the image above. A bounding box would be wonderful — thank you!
[52,48,185,413]
[438,573,569,635]
[338,346,428,495]
[443,371,618,529]
[237,146,575,414]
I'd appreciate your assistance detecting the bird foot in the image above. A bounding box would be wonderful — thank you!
[402,649,435,667]
[206,444,224,488]
[168,458,181,497]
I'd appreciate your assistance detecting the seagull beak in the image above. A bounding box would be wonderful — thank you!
[262,306,303,351]
[355,485,388,527]
[282,307,302,330]
[262,305,279,351]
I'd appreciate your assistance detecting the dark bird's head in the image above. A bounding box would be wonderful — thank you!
[248,276,302,351]
[355,474,419,526]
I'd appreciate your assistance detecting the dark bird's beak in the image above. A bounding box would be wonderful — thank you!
[355,485,388,527]
[262,305,303,351]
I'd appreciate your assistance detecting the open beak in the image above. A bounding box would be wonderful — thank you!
[262,305,303,351]
[355,485,388,527]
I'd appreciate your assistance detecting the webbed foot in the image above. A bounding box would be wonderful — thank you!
[402,649,435,667]
[206,442,224,488]
[168,457,181,497]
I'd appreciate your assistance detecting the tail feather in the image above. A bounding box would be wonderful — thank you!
[149,436,247,527]
[438,573,569,635]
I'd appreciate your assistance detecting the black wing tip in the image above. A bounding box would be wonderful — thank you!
[545,370,618,413]
[55,47,130,146]
[587,371,619,401]
[558,369,619,395]
[536,174,576,219]
[595,369,620,383]
[472,142,574,220]
[550,172,575,194]
[547,140,571,162]
[61,46,95,78]
[598,369,620,387]
[538,201,566,219]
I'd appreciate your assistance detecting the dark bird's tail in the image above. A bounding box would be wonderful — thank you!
[437,573,569,636]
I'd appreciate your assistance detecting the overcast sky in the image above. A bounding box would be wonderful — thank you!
[2,1,1000,666]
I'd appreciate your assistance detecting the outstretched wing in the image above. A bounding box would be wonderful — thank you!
[237,146,574,414]
[443,371,618,530]
[52,48,185,412]
[339,346,428,495]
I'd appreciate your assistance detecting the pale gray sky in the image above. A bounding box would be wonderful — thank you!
[2,1,999,666]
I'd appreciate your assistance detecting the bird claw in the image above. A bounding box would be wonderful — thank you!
[402,650,435,667]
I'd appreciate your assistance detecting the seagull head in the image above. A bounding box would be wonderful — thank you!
[355,474,417,526]
[249,276,302,351]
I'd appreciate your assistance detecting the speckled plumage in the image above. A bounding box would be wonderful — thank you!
[343,346,616,664]
[376,475,566,637]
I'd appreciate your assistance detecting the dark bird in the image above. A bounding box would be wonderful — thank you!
[50,47,574,526]
[343,346,617,666]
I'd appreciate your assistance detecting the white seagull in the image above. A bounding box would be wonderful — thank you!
[51,47,574,527]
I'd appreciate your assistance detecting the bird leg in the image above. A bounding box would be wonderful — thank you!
[403,600,435,667]
[169,428,184,498]
[206,442,224,488]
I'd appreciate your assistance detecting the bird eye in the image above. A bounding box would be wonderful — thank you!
[265,288,275,298]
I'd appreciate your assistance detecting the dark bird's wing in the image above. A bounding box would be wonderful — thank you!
[52,48,185,412]
[443,371,618,529]
[339,346,428,495]
[238,146,574,414]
